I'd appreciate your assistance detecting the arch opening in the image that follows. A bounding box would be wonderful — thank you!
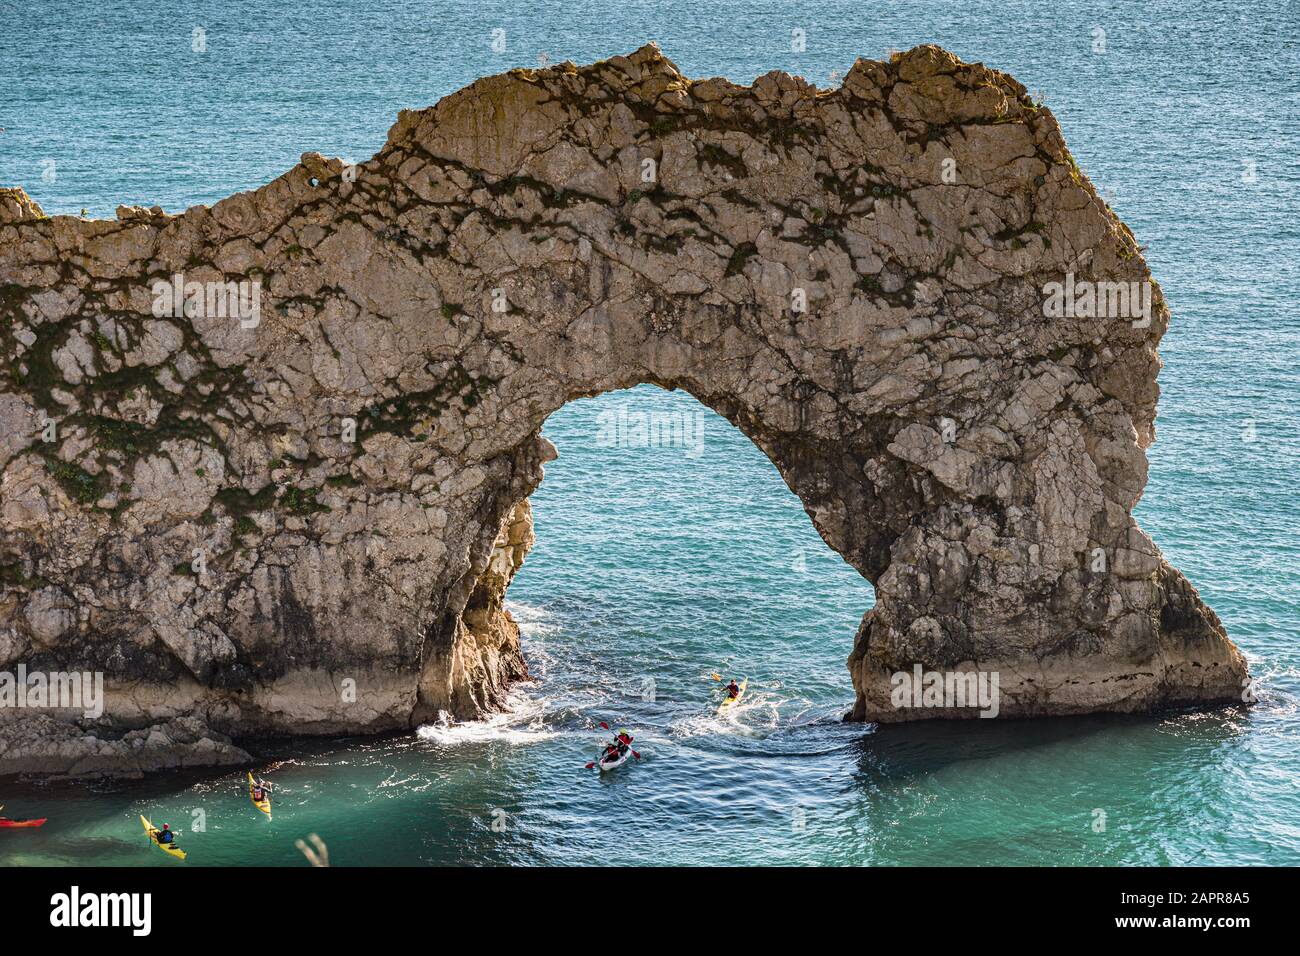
[488,384,878,723]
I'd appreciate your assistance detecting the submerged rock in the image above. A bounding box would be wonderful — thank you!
[0,44,1248,774]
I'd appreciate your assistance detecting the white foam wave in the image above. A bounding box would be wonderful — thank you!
[508,600,558,635]
[670,692,779,739]
[416,688,558,746]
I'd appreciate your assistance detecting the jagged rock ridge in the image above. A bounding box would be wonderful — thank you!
[0,44,1247,774]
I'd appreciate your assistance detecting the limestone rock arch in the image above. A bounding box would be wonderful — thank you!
[0,45,1247,754]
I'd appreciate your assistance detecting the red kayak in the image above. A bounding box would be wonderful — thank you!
[0,818,47,828]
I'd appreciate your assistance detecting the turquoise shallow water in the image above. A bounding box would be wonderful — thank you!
[1,0,1298,866]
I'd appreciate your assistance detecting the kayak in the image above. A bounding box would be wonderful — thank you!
[0,817,46,828]
[598,737,634,772]
[718,678,748,713]
[141,815,186,861]
[248,771,271,818]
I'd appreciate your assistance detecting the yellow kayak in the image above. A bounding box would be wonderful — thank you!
[718,678,748,713]
[248,772,271,818]
[141,815,186,860]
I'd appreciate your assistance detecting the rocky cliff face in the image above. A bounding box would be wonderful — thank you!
[0,44,1247,774]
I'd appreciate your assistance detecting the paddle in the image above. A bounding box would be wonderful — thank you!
[586,722,612,768]
[705,672,730,703]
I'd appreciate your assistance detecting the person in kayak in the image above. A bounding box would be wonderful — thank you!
[725,679,740,700]
[603,730,632,761]
[157,823,174,845]
[252,778,271,802]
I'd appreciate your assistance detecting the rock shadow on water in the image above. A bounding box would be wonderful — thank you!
[847,707,1252,788]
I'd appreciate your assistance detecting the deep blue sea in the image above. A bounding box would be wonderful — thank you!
[1,0,1297,866]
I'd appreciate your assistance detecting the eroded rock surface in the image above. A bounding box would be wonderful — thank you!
[0,713,249,779]
[0,45,1247,773]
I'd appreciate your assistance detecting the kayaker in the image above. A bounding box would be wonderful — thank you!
[725,679,740,700]
[157,823,174,845]
[605,731,631,758]
[252,779,271,802]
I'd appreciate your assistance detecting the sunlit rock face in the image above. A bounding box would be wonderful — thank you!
[0,44,1247,773]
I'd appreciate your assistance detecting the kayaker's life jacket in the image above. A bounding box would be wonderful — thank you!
[253,788,264,800]
[727,683,739,698]
[159,830,173,844]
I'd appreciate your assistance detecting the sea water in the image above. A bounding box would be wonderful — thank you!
[0,0,1296,866]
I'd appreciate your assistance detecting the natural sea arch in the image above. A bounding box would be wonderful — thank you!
[0,45,1247,767]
